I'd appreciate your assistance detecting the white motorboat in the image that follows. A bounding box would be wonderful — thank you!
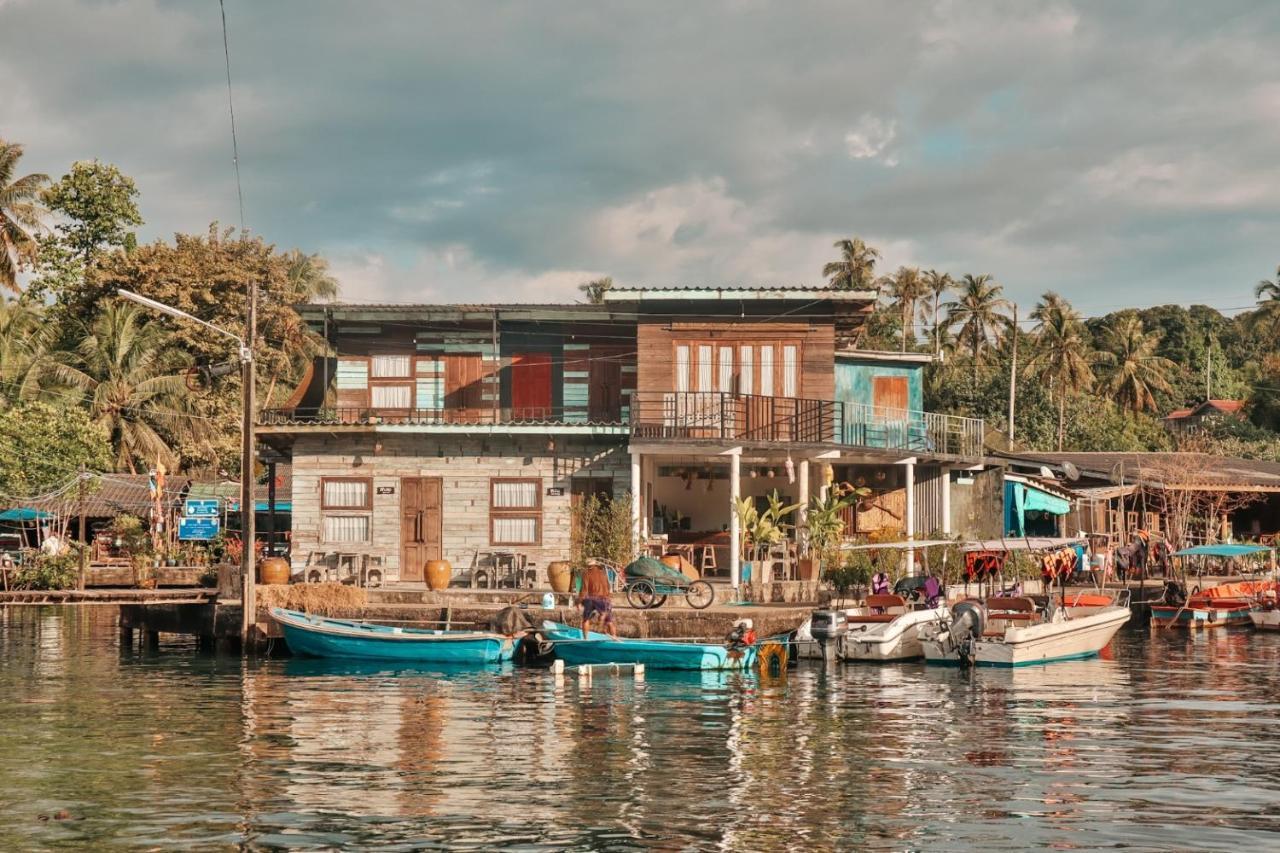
[919,592,1130,667]
[795,594,949,662]
[1250,606,1280,631]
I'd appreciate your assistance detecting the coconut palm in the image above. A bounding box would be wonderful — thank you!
[880,266,927,352]
[822,237,880,291]
[1257,266,1280,302]
[1027,294,1094,450]
[0,299,55,405]
[45,303,206,471]
[285,249,339,302]
[579,276,613,304]
[0,140,48,293]
[1097,314,1176,414]
[920,269,953,357]
[1251,265,1280,340]
[945,273,1011,384]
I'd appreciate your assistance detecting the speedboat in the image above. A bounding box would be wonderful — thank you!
[919,591,1131,667]
[270,607,516,664]
[541,621,758,671]
[795,594,949,661]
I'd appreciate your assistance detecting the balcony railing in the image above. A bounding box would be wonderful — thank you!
[629,392,985,460]
[259,406,627,427]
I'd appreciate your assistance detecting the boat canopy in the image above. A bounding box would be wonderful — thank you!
[961,536,1086,553]
[1005,479,1071,537]
[1173,544,1273,558]
[840,540,954,551]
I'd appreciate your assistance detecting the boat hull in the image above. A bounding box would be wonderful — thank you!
[795,606,948,661]
[922,606,1129,667]
[272,608,515,664]
[1250,608,1280,631]
[542,622,755,671]
[1150,602,1253,630]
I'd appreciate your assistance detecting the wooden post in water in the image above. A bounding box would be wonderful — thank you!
[77,465,88,591]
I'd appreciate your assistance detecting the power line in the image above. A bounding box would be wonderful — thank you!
[218,0,245,233]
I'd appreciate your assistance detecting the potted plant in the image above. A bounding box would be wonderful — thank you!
[800,483,866,581]
[735,490,801,584]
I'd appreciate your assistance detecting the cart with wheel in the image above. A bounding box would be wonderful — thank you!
[623,556,716,610]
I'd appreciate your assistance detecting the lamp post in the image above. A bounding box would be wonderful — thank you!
[117,288,257,647]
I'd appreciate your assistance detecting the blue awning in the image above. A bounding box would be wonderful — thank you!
[0,508,51,522]
[1174,544,1271,557]
[1005,480,1071,536]
[254,501,292,513]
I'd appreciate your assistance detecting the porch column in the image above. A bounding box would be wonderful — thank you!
[630,450,642,547]
[901,457,916,574]
[797,460,810,554]
[728,448,741,590]
[940,465,952,536]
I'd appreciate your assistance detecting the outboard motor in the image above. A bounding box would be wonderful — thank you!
[941,600,987,667]
[808,609,848,666]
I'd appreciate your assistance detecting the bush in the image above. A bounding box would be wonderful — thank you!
[13,551,81,591]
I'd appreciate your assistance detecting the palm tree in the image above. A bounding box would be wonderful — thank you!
[0,299,54,405]
[1027,293,1094,450]
[285,249,339,302]
[45,303,206,471]
[920,269,953,357]
[0,140,48,293]
[822,238,880,291]
[880,266,927,352]
[945,273,1011,384]
[1251,265,1280,340]
[1257,265,1280,302]
[579,276,613,304]
[1097,314,1176,414]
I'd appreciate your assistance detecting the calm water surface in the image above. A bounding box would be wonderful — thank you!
[2,607,1279,851]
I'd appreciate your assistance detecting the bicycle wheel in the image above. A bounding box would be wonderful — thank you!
[686,580,715,610]
[627,580,657,609]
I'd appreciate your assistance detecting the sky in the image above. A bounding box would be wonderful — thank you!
[2,0,1279,314]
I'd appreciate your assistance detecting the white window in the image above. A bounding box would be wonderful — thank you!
[783,345,798,397]
[492,516,538,545]
[696,345,713,392]
[323,515,370,543]
[760,346,774,396]
[371,384,412,409]
[370,355,411,378]
[675,346,690,393]
[490,478,541,545]
[492,479,539,509]
[322,478,370,509]
[739,346,753,394]
[718,347,734,393]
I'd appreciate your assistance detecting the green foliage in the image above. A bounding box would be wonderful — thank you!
[0,139,48,293]
[578,276,613,304]
[13,549,82,591]
[570,494,635,569]
[105,514,151,556]
[40,160,142,267]
[823,237,880,291]
[0,402,110,498]
[736,490,802,561]
[826,551,872,603]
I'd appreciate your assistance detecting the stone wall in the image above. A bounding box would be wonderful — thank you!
[290,433,629,582]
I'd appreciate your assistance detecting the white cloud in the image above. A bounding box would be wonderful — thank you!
[844,115,898,164]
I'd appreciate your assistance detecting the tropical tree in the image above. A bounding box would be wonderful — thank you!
[1250,265,1280,341]
[579,276,613,304]
[41,160,142,268]
[0,140,48,293]
[285,249,339,302]
[0,299,55,405]
[823,237,880,291]
[1097,314,1176,414]
[44,303,206,471]
[880,266,927,352]
[920,269,953,357]
[945,273,1011,384]
[1026,293,1094,450]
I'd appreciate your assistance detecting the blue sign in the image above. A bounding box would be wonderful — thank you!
[184,499,220,517]
[178,517,220,541]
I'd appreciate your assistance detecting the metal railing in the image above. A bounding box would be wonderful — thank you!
[259,406,627,427]
[629,392,984,460]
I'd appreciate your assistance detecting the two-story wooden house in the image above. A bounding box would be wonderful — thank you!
[259,287,985,586]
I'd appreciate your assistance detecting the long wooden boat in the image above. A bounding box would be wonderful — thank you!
[541,621,757,671]
[1150,580,1273,630]
[271,607,516,664]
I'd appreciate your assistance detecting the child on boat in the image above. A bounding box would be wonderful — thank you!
[580,560,618,639]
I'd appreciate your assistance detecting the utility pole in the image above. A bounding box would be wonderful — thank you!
[240,279,257,646]
[1007,303,1018,449]
[1205,340,1212,400]
[76,465,88,591]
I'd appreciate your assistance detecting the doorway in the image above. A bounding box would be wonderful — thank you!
[400,477,442,582]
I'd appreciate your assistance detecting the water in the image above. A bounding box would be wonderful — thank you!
[2,609,1279,851]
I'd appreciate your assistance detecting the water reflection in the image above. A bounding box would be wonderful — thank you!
[3,609,1280,850]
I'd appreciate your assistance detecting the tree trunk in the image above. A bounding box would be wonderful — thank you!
[1057,395,1066,452]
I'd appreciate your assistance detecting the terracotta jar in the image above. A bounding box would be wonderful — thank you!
[258,556,290,585]
[547,561,572,593]
[425,559,452,590]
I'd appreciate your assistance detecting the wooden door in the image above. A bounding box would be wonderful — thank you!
[511,352,553,420]
[872,375,909,413]
[400,477,442,582]
[588,353,622,422]
[445,354,486,423]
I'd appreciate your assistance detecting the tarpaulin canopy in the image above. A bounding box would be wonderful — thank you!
[1005,480,1071,537]
[0,508,51,522]
[1174,544,1272,558]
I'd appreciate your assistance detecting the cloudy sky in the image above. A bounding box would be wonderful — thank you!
[3,0,1278,312]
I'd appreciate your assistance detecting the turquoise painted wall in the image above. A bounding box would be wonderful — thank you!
[834,357,923,411]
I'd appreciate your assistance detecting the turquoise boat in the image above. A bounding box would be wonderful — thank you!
[541,621,757,671]
[271,608,516,664]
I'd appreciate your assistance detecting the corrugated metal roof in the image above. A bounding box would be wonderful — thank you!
[603,286,877,302]
[1003,451,1280,491]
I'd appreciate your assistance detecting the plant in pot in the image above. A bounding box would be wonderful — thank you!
[824,550,872,607]
[801,483,867,581]
[736,490,801,584]
[569,493,635,593]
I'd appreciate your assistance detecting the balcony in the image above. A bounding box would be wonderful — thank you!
[628,392,985,460]
[259,406,629,432]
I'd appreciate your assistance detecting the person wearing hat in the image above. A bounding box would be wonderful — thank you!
[580,559,617,639]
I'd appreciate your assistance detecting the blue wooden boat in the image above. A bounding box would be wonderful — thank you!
[271,608,515,664]
[541,621,756,671]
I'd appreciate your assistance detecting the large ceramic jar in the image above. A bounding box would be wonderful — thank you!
[425,559,452,590]
[258,556,290,585]
[547,561,572,593]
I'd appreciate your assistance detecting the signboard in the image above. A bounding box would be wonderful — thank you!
[178,516,220,541]
[184,499,220,517]
[546,487,565,497]
[376,486,396,495]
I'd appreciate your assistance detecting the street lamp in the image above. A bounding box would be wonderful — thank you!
[117,288,258,646]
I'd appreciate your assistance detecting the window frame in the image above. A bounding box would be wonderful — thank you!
[320,476,373,511]
[671,339,802,399]
[321,514,372,545]
[489,477,543,546]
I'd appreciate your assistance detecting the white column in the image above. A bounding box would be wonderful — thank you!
[904,459,916,574]
[630,451,642,548]
[798,460,811,553]
[941,466,952,536]
[729,450,741,590]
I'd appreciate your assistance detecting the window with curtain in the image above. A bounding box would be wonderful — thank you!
[759,346,774,396]
[782,345,798,397]
[669,340,804,399]
[322,515,370,543]
[739,345,753,394]
[718,347,734,393]
[490,478,541,545]
[675,346,690,393]
[371,384,412,409]
[322,478,370,509]
[370,355,411,377]
[696,345,713,392]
